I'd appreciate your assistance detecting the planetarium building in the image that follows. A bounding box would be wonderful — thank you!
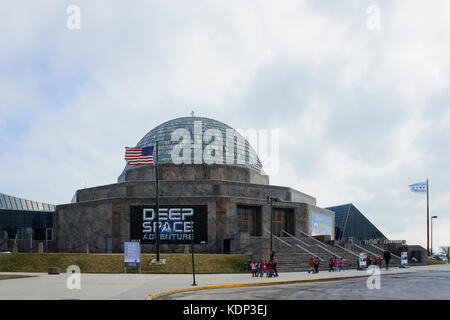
[55,116,335,256]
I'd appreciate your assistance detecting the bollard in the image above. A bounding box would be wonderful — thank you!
[48,267,61,275]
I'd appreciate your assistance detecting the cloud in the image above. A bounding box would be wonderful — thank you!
[1,0,449,249]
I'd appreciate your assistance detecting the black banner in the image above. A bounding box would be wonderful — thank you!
[130,205,208,244]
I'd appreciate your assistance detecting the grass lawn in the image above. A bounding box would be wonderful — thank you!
[0,253,252,274]
[428,258,446,265]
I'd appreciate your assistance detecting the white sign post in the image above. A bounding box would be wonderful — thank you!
[401,251,408,267]
[124,241,141,273]
[359,253,367,269]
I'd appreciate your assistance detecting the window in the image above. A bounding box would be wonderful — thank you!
[34,228,45,240]
[272,208,286,237]
[237,206,260,236]
[271,208,293,237]
[46,228,53,241]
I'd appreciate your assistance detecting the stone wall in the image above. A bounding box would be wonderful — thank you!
[122,163,269,185]
[56,165,327,255]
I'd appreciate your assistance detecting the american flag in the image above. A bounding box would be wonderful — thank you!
[125,146,154,165]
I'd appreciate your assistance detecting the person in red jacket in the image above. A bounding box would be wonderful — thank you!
[262,260,268,277]
[308,257,316,274]
[268,260,275,278]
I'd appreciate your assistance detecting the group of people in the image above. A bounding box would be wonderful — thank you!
[250,249,393,276]
[307,257,321,274]
[328,256,345,272]
[308,256,345,274]
[357,249,392,270]
[250,250,279,278]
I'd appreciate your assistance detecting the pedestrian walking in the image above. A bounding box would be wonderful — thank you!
[262,260,268,277]
[328,257,334,272]
[308,257,315,274]
[333,256,339,272]
[377,257,383,268]
[267,260,275,278]
[383,248,391,270]
[257,260,262,276]
[314,257,320,274]
[250,260,258,277]
[339,257,344,271]
[270,250,279,277]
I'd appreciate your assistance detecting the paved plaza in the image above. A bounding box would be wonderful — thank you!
[0,264,448,300]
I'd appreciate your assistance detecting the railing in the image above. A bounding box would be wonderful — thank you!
[282,230,324,260]
[361,239,406,245]
[352,242,378,257]
[367,244,402,260]
[265,230,292,247]
[335,243,359,258]
[282,230,311,248]
[298,230,341,259]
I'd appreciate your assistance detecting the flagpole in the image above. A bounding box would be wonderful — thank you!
[155,141,160,262]
[426,178,429,256]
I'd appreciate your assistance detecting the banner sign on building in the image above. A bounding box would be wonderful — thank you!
[130,205,208,244]
[124,241,140,268]
[311,212,333,236]
[401,252,408,265]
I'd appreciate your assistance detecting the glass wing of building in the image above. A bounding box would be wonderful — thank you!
[326,203,387,242]
[0,193,55,240]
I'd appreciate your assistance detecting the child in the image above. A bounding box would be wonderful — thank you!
[257,260,262,277]
[339,257,344,271]
[250,260,258,277]
[308,257,316,274]
[333,256,339,272]
[314,257,320,274]
[377,257,383,268]
[268,260,275,278]
[262,260,268,277]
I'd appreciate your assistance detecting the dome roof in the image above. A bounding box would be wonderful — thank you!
[118,116,263,182]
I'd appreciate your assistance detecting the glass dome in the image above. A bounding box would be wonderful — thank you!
[118,116,263,182]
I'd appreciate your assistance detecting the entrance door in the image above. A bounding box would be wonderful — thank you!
[223,239,231,254]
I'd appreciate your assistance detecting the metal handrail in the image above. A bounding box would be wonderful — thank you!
[298,230,341,258]
[368,244,402,259]
[352,242,378,257]
[294,243,323,261]
[264,230,292,247]
[282,230,311,248]
[335,243,359,258]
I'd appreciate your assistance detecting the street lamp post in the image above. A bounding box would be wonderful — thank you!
[191,216,197,286]
[267,196,280,254]
[431,216,438,256]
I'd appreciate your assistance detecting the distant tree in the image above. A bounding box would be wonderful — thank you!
[439,246,449,262]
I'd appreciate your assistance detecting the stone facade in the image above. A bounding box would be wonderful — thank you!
[55,164,334,257]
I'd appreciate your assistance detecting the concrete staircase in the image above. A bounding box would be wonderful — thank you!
[266,231,401,272]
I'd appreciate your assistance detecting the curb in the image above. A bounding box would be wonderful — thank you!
[146,274,372,300]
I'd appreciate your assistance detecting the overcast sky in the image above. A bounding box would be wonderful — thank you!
[1,0,449,251]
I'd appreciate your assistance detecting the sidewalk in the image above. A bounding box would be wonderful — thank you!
[0,264,449,300]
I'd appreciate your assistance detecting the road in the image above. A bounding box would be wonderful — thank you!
[0,264,449,300]
[161,270,450,300]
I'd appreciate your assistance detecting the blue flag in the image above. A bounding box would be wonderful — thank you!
[409,182,427,193]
